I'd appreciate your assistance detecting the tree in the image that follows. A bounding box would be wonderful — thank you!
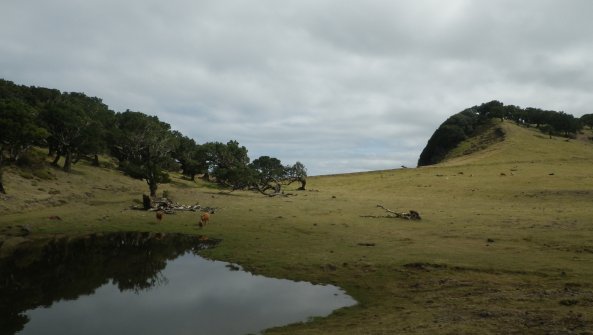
[504,105,524,124]
[41,100,88,172]
[250,156,286,194]
[490,104,506,122]
[476,100,504,121]
[418,122,470,166]
[211,140,251,187]
[0,98,48,163]
[1,79,60,108]
[0,168,5,194]
[112,110,176,197]
[76,101,115,166]
[39,93,111,172]
[194,142,217,181]
[523,108,555,128]
[0,98,49,194]
[216,154,308,195]
[171,132,209,181]
[548,111,580,137]
[286,161,307,190]
[1,78,310,197]
[580,114,593,130]
[0,81,55,194]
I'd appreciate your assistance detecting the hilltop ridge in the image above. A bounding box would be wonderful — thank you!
[438,121,593,167]
[418,101,584,166]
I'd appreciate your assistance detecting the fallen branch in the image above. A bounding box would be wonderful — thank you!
[251,183,296,197]
[374,204,421,220]
[131,197,217,214]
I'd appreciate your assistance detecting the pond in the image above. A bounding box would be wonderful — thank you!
[0,232,356,335]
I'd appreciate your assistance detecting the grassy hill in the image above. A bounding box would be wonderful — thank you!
[2,121,593,334]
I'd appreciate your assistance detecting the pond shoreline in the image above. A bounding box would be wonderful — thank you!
[0,231,356,335]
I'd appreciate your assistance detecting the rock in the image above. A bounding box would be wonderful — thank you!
[226,263,241,271]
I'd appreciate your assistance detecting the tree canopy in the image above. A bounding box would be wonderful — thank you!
[580,114,593,130]
[0,78,307,196]
[0,98,48,164]
[112,110,177,197]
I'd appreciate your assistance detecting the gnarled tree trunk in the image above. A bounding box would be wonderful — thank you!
[142,194,152,210]
[148,179,158,198]
[298,178,306,190]
[0,174,5,194]
[63,148,72,172]
[0,165,6,194]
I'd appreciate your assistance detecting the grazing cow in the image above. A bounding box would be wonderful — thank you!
[156,210,164,222]
[199,212,210,228]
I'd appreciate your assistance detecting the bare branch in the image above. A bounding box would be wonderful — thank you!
[375,204,422,220]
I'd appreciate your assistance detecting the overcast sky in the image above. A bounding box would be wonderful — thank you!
[2,1,592,175]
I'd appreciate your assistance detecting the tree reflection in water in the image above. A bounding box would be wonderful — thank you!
[0,232,219,333]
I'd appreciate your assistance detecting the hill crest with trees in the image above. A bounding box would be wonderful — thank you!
[418,100,589,166]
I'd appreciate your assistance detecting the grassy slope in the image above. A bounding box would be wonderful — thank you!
[2,122,593,334]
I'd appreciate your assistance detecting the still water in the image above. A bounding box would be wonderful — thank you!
[0,233,355,335]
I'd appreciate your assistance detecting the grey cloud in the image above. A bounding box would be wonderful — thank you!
[2,0,593,175]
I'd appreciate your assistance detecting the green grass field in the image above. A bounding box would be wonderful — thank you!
[2,121,593,334]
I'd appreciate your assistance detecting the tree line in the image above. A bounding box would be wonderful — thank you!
[418,100,591,166]
[0,79,306,196]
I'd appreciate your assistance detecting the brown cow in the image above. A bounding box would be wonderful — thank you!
[198,212,210,228]
[156,210,164,222]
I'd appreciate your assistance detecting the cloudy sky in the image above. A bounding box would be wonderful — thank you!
[2,1,592,175]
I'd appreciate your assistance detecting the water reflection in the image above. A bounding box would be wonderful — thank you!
[0,233,355,335]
